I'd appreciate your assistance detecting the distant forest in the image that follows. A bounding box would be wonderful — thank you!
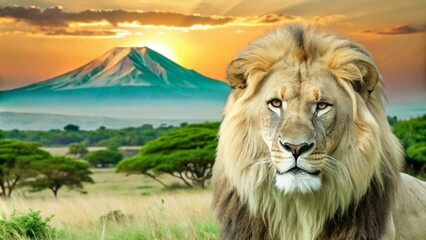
[0,123,186,147]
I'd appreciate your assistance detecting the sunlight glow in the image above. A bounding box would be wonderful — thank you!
[69,21,111,28]
[118,22,143,28]
[135,41,179,62]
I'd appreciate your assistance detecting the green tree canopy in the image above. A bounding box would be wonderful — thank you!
[28,156,94,198]
[387,116,398,126]
[117,122,219,188]
[393,114,426,176]
[67,143,89,158]
[407,142,426,163]
[2,124,176,147]
[97,137,123,151]
[0,139,51,198]
[140,124,153,130]
[85,150,123,168]
[393,115,426,148]
[63,124,79,132]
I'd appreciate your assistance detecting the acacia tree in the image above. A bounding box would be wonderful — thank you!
[0,139,50,198]
[28,156,94,198]
[85,150,123,168]
[67,143,89,158]
[117,122,219,188]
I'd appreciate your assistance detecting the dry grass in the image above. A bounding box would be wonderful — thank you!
[0,191,213,227]
[41,146,140,157]
[0,168,218,239]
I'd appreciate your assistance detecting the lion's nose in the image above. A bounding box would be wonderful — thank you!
[280,142,314,159]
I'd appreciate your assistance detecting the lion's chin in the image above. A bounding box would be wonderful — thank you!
[275,171,322,194]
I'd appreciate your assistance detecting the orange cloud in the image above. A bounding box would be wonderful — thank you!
[363,25,426,35]
[0,5,301,36]
[312,15,345,25]
[43,29,119,36]
[0,6,233,27]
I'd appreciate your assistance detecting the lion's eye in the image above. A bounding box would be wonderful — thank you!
[316,102,330,110]
[269,99,282,108]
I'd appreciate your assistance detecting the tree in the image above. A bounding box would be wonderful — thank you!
[387,116,398,126]
[393,114,426,175]
[393,114,426,148]
[85,150,123,168]
[67,143,89,158]
[0,139,50,198]
[106,140,121,152]
[407,142,426,176]
[64,124,79,132]
[407,142,426,162]
[117,122,219,188]
[97,137,123,151]
[140,124,153,130]
[2,123,178,148]
[28,156,94,198]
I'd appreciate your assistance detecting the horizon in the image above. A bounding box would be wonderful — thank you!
[0,0,425,103]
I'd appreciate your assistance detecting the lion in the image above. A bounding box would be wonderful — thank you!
[212,24,426,240]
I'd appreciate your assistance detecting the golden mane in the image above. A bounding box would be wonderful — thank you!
[212,24,409,240]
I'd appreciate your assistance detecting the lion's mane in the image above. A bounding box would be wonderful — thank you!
[212,24,405,240]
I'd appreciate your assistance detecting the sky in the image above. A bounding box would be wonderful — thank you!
[0,0,425,102]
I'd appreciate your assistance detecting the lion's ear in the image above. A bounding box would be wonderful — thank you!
[351,61,379,101]
[226,58,247,90]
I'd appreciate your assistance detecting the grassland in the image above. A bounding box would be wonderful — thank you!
[0,167,218,240]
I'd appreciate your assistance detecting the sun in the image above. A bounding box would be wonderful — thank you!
[136,41,179,62]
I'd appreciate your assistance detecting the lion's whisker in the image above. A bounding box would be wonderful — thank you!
[324,155,350,179]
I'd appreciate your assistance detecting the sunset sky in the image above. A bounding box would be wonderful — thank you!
[0,0,425,102]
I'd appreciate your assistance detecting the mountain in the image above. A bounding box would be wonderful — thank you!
[13,47,226,92]
[0,47,230,120]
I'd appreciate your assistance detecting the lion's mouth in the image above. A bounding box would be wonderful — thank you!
[276,167,321,176]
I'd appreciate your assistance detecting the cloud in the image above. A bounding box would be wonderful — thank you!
[43,29,119,36]
[0,5,234,28]
[312,15,345,25]
[364,25,426,35]
[242,14,296,24]
[0,5,298,35]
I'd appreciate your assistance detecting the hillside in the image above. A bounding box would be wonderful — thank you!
[0,47,230,120]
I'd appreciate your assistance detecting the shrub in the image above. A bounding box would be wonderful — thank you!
[98,210,133,225]
[0,209,55,239]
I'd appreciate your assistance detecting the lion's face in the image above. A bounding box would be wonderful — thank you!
[252,61,351,194]
[221,25,384,202]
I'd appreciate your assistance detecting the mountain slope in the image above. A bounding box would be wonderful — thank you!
[17,47,224,92]
[0,47,230,119]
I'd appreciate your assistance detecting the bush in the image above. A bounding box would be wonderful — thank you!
[0,209,55,239]
[98,210,133,225]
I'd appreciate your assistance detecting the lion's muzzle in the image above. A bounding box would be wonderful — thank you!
[280,141,314,160]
